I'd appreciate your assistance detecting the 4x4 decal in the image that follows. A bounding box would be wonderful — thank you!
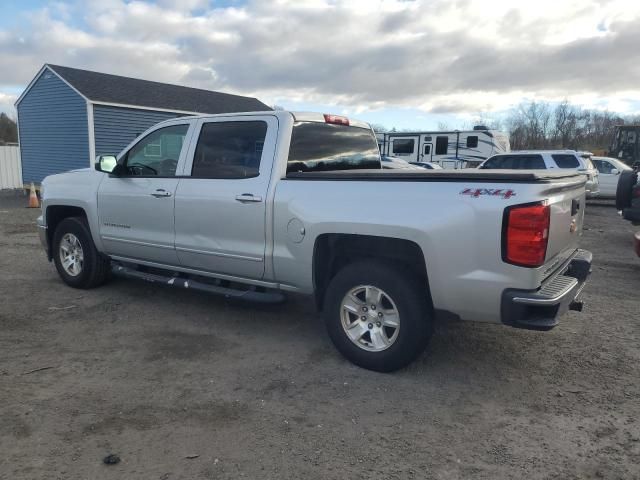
[460,188,516,199]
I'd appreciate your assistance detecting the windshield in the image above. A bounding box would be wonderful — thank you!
[287,122,381,173]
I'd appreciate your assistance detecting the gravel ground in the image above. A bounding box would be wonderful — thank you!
[1,193,639,480]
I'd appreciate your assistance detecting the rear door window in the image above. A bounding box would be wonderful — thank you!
[287,122,380,173]
[480,154,545,169]
[191,121,267,179]
[552,154,580,168]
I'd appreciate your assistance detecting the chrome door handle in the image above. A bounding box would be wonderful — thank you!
[235,193,263,203]
[151,189,172,198]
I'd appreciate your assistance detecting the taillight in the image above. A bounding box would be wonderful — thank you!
[323,114,349,126]
[503,202,550,267]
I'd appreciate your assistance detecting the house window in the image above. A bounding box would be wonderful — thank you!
[144,139,162,157]
[467,136,478,148]
[435,136,448,155]
[392,139,415,155]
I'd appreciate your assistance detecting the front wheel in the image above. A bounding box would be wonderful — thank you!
[52,217,110,289]
[323,261,432,372]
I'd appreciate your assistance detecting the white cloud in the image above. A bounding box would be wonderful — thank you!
[0,93,17,117]
[0,0,639,115]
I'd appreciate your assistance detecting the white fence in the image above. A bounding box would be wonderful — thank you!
[0,146,22,190]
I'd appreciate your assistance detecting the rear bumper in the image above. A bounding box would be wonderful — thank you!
[501,249,592,331]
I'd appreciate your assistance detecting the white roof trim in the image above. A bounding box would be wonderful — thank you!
[89,100,201,116]
[15,64,89,106]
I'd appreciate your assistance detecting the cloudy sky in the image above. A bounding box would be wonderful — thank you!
[1,0,640,129]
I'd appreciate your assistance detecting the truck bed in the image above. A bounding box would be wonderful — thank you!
[286,169,586,183]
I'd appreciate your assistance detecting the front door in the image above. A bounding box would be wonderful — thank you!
[174,115,278,279]
[97,122,193,265]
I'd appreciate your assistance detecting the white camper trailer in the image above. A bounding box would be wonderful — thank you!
[378,126,510,169]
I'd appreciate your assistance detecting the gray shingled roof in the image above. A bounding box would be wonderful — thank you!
[47,64,272,114]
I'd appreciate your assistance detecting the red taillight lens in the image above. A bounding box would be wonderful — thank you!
[503,203,550,267]
[323,114,349,126]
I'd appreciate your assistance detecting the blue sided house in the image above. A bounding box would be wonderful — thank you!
[15,64,272,184]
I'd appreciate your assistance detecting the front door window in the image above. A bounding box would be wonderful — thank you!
[123,124,189,176]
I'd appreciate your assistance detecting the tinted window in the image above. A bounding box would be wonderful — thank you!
[392,139,415,154]
[423,144,431,155]
[287,122,380,173]
[466,136,478,148]
[552,154,580,168]
[480,154,546,169]
[435,136,448,155]
[124,124,189,176]
[192,121,267,179]
[593,159,614,174]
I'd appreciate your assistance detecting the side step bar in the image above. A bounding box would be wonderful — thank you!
[111,263,286,304]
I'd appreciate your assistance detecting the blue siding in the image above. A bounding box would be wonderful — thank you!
[94,105,181,157]
[18,69,89,183]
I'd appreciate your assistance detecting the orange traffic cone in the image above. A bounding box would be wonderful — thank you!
[28,182,40,208]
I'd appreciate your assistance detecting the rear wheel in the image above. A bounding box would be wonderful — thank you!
[52,217,110,289]
[323,261,432,372]
[616,170,638,210]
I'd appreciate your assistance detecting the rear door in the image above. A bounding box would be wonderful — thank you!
[174,115,278,279]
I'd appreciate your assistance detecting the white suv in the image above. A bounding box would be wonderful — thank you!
[479,150,599,196]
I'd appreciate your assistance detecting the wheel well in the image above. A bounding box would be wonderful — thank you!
[45,205,87,259]
[313,234,431,311]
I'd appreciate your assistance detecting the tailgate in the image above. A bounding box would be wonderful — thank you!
[545,181,586,267]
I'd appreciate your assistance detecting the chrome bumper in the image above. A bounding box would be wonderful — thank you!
[501,249,592,331]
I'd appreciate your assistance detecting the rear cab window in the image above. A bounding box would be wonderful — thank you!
[480,154,546,169]
[287,122,381,173]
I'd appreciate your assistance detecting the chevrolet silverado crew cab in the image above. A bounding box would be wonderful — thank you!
[37,111,592,372]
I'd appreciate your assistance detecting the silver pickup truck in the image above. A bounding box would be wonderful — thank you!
[37,111,592,372]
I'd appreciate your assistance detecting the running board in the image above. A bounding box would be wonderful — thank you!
[111,263,286,304]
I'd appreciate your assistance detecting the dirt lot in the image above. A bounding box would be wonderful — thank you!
[0,193,639,480]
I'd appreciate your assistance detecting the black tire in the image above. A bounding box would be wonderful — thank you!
[323,261,432,372]
[52,217,111,289]
[616,170,638,210]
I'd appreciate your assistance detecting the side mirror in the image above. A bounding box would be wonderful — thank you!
[611,168,620,175]
[95,155,118,174]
